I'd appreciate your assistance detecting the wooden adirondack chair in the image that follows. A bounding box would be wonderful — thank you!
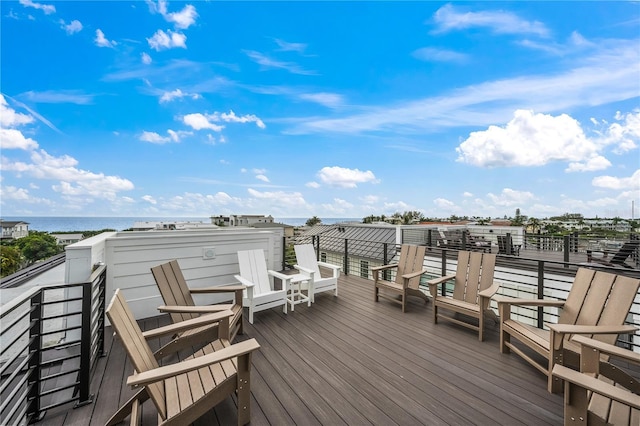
[105,289,260,426]
[234,249,291,324]
[552,335,640,425]
[428,251,498,341]
[151,260,244,357]
[495,268,640,393]
[587,240,640,269]
[373,244,430,312]
[293,244,340,302]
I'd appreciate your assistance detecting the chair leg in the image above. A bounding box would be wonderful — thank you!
[401,293,406,313]
[374,284,379,302]
[236,353,252,426]
[249,308,254,324]
[478,312,484,342]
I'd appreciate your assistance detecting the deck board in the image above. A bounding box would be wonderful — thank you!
[36,274,564,426]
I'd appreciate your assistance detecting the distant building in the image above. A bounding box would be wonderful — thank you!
[210,214,274,227]
[0,220,29,240]
[50,233,84,246]
[131,221,218,231]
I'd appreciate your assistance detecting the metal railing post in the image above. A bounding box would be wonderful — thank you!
[506,232,512,255]
[537,261,545,329]
[26,290,44,422]
[343,238,348,275]
[563,235,570,268]
[382,243,389,281]
[440,250,447,296]
[75,281,94,407]
[427,229,433,248]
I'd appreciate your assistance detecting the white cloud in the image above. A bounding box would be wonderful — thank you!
[0,95,34,127]
[274,38,308,53]
[456,110,603,170]
[255,174,270,183]
[168,129,192,142]
[321,198,354,214]
[247,188,307,207]
[148,1,198,29]
[95,29,116,48]
[140,129,191,143]
[412,47,468,63]
[165,4,197,29]
[592,169,640,190]
[20,90,93,104]
[19,0,55,14]
[565,155,612,172]
[1,149,134,200]
[160,88,200,103]
[140,131,169,143]
[306,181,320,188]
[432,4,549,37]
[291,40,639,136]
[243,50,316,75]
[61,19,82,34]
[182,113,224,131]
[298,92,344,109]
[217,110,265,128]
[463,192,473,197]
[0,185,31,201]
[317,166,379,188]
[141,52,152,64]
[486,188,536,206]
[593,110,640,154]
[182,110,265,130]
[433,198,457,209]
[0,128,39,150]
[147,29,186,51]
[142,195,157,204]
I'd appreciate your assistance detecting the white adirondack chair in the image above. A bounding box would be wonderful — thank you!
[293,244,340,303]
[234,249,291,324]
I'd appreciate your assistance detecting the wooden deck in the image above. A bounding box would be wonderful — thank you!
[37,274,563,426]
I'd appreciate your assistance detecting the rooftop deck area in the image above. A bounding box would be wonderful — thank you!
[39,273,563,426]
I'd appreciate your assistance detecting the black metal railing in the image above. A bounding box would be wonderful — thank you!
[283,236,640,351]
[0,265,106,425]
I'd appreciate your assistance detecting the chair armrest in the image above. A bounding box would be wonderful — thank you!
[493,296,566,307]
[571,335,640,365]
[157,304,234,314]
[548,324,638,336]
[427,274,455,287]
[317,261,341,272]
[293,265,315,275]
[402,268,428,280]
[268,270,293,283]
[234,275,255,288]
[190,284,246,293]
[142,310,234,339]
[371,264,398,272]
[127,338,261,387]
[478,281,500,299]
[552,365,640,409]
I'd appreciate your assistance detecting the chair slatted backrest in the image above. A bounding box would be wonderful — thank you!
[151,260,198,323]
[106,290,167,419]
[237,249,273,295]
[611,241,639,265]
[560,268,640,345]
[395,244,426,291]
[452,251,497,307]
[294,244,321,277]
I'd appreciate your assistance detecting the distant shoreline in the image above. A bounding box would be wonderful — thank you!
[1,216,362,233]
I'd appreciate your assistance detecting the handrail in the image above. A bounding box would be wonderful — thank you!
[0,253,66,289]
[0,265,106,425]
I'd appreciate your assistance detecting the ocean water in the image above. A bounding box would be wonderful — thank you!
[1,216,362,232]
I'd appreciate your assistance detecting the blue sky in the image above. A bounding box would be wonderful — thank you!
[1,1,639,220]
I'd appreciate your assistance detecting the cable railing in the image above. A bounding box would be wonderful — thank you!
[0,265,106,426]
[284,236,640,352]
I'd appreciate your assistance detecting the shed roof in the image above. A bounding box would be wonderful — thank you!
[297,224,397,262]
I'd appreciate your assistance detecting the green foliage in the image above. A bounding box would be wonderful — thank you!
[306,216,322,227]
[1,245,24,277]
[15,232,61,265]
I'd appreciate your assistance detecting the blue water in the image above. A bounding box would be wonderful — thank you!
[1,217,361,232]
